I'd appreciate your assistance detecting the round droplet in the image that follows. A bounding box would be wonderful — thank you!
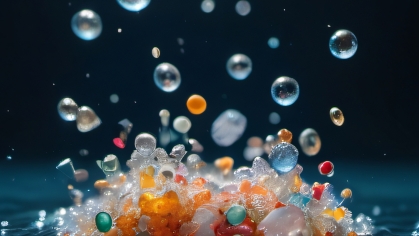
[71,9,102,41]
[76,106,101,132]
[95,212,112,233]
[269,112,281,124]
[154,63,181,92]
[110,94,119,103]
[271,76,300,106]
[277,129,292,143]
[117,0,150,12]
[57,98,78,121]
[201,0,215,13]
[318,161,334,175]
[226,205,246,226]
[152,47,160,58]
[235,0,251,16]
[211,109,247,147]
[226,54,252,80]
[187,94,207,115]
[268,142,299,174]
[298,128,321,156]
[330,107,344,126]
[341,188,352,199]
[268,37,280,49]
[329,29,358,59]
[173,116,191,133]
[135,133,156,156]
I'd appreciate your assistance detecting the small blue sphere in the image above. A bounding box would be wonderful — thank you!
[268,37,280,49]
[329,29,358,59]
[71,10,102,41]
[268,142,299,174]
[271,76,299,106]
[226,205,246,226]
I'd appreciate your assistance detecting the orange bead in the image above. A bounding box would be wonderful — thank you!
[325,232,333,236]
[239,180,252,193]
[214,156,234,175]
[277,128,292,143]
[333,207,345,221]
[192,177,207,187]
[140,172,155,189]
[274,201,286,208]
[347,232,358,236]
[94,180,110,189]
[193,190,212,209]
[115,211,140,236]
[186,94,207,115]
[104,227,119,236]
[250,185,268,196]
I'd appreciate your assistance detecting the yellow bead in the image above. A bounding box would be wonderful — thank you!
[347,232,358,236]
[322,208,334,217]
[341,188,352,198]
[333,207,345,221]
[140,172,155,189]
[291,174,302,193]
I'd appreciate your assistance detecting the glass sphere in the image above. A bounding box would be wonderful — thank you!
[329,29,358,59]
[135,133,156,156]
[268,37,280,49]
[57,98,78,121]
[271,76,300,106]
[154,63,181,92]
[226,54,252,80]
[298,128,321,156]
[117,0,150,12]
[268,142,299,174]
[71,10,102,41]
[201,0,215,13]
[235,0,251,16]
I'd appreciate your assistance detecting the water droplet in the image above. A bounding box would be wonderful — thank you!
[271,76,300,106]
[211,109,247,147]
[71,9,102,40]
[226,54,252,80]
[329,29,358,59]
[235,0,251,16]
[268,37,280,49]
[76,106,101,132]
[330,107,344,126]
[152,47,160,58]
[299,128,321,156]
[57,98,78,121]
[117,0,150,12]
[268,142,299,174]
[154,63,181,92]
[201,0,215,13]
[135,133,156,156]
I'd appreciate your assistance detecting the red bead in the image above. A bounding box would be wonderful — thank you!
[318,161,334,175]
[213,216,256,236]
[312,184,326,200]
[113,138,125,149]
[174,174,188,185]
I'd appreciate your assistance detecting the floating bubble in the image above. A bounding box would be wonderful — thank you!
[110,94,119,103]
[211,109,247,147]
[116,0,150,12]
[57,98,78,121]
[271,76,300,106]
[76,106,101,132]
[152,47,160,58]
[372,206,381,216]
[154,63,181,92]
[71,9,102,41]
[329,29,358,59]
[269,112,281,124]
[268,37,280,49]
[298,128,321,156]
[330,107,344,126]
[268,142,299,174]
[173,116,191,134]
[201,0,215,13]
[186,94,207,115]
[235,0,251,16]
[226,54,252,80]
[135,133,156,156]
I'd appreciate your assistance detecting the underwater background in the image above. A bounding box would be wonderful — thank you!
[1,0,419,235]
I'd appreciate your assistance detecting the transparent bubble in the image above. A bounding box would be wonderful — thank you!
[201,0,215,13]
[153,63,181,92]
[269,112,280,124]
[110,94,119,103]
[134,133,156,156]
[76,106,101,132]
[71,9,102,41]
[57,98,78,121]
[268,142,299,174]
[329,29,358,59]
[211,109,247,147]
[271,76,299,106]
[226,54,252,80]
[268,37,280,49]
[298,128,321,156]
[235,0,251,16]
[117,0,150,12]
[330,107,344,126]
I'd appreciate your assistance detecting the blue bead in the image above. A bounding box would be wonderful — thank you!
[226,205,246,226]
[95,212,112,233]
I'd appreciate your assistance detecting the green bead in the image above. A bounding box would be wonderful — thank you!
[95,212,112,233]
[226,205,246,226]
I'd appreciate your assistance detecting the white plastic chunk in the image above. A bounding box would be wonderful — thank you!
[211,109,247,147]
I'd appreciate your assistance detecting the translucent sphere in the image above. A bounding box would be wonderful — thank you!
[201,0,215,13]
[235,0,251,16]
[330,107,344,126]
[71,10,102,41]
[135,133,156,156]
[211,109,247,147]
[57,98,78,121]
[298,128,321,156]
[226,54,252,80]
[117,0,150,12]
[269,112,280,124]
[268,142,299,174]
[173,116,192,134]
[268,37,280,49]
[329,29,358,59]
[154,63,181,92]
[271,76,300,106]
[110,94,119,103]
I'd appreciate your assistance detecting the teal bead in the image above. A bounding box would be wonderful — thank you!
[95,212,112,233]
[226,205,246,226]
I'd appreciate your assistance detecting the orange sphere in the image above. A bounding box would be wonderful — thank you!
[186,94,207,115]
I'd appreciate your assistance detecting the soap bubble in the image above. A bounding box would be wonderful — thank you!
[271,76,299,106]
[268,142,299,174]
[110,94,119,103]
[76,106,101,132]
[235,0,251,16]
[71,10,102,41]
[117,0,150,12]
[57,98,78,121]
[298,128,321,156]
[268,37,280,49]
[329,29,358,59]
[226,54,252,80]
[269,112,280,124]
[201,0,215,13]
[154,63,181,92]
[211,109,247,147]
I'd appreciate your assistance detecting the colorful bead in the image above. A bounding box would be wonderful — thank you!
[226,205,247,226]
[318,161,334,175]
[277,128,293,143]
[341,188,352,199]
[95,212,112,233]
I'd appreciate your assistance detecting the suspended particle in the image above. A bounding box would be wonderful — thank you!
[226,205,246,226]
[329,29,358,59]
[268,142,299,174]
[116,0,150,12]
[187,94,207,115]
[247,136,263,147]
[74,169,89,182]
[57,98,78,121]
[341,188,352,199]
[330,107,344,126]
[6,155,12,160]
[214,156,234,175]
[110,94,119,103]
[186,154,205,169]
[173,116,192,134]
[135,133,156,156]
[95,212,112,233]
[268,37,280,49]
[235,0,251,16]
[211,109,247,147]
[269,112,281,124]
[153,62,181,92]
[372,206,381,216]
[299,128,321,156]
[177,38,185,46]
[277,128,292,143]
[71,9,102,40]
[201,0,215,13]
[152,47,160,58]
[76,106,101,132]
[226,54,252,80]
[113,119,133,149]
[318,161,334,175]
[1,221,8,227]
[79,149,89,156]
[189,139,204,152]
[271,76,300,106]
[263,134,277,154]
[97,154,121,176]
[243,146,264,161]
[56,158,75,179]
